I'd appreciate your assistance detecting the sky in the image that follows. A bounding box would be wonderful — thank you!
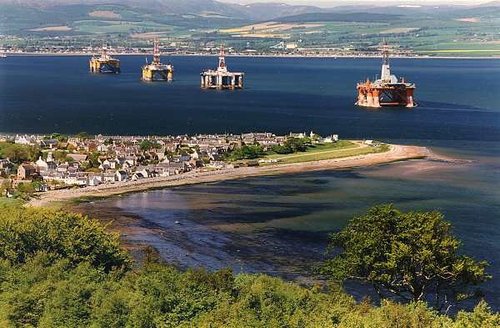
[220,0,491,7]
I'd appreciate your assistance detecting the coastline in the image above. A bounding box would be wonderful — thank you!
[3,52,500,60]
[28,144,433,208]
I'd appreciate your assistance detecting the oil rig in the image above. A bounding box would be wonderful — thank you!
[89,46,120,74]
[356,41,416,108]
[201,46,244,90]
[142,40,174,82]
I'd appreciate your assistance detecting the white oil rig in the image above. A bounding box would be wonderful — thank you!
[201,46,244,89]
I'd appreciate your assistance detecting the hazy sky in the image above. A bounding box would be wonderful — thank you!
[220,0,491,7]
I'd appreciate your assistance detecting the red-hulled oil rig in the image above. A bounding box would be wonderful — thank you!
[356,41,415,108]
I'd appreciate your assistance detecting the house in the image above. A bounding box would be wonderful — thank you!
[0,159,12,176]
[131,172,146,181]
[97,144,109,152]
[17,163,37,180]
[180,154,191,162]
[134,166,153,179]
[99,159,117,171]
[169,162,186,174]
[125,156,137,167]
[36,157,49,172]
[103,172,116,183]
[40,139,58,149]
[289,132,306,139]
[88,175,102,187]
[154,162,185,177]
[0,159,12,169]
[323,135,339,143]
[115,170,128,182]
[14,135,35,145]
[68,153,88,163]
[190,150,200,160]
[206,161,226,169]
[57,163,69,173]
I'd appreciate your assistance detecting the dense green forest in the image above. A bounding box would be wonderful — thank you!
[0,204,498,327]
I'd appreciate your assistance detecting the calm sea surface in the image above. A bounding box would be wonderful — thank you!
[1,56,499,308]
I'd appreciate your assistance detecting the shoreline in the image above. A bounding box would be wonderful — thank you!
[28,144,434,208]
[3,52,500,60]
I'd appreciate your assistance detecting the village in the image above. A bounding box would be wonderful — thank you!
[0,131,340,199]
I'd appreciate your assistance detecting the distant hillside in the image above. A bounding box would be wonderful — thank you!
[238,3,324,21]
[275,12,401,23]
[0,0,323,21]
[1,0,498,57]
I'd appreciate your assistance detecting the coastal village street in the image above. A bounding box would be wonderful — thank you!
[0,132,332,199]
[0,131,430,205]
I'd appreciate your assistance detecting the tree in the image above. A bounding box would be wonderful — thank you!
[13,182,37,200]
[0,207,129,271]
[76,132,92,140]
[226,144,265,161]
[322,204,490,311]
[0,142,40,164]
[48,133,68,142]
[271,137,308,155]
[139,140,160,152]
[0,179,11,196]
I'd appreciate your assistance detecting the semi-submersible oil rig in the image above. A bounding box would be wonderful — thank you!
[142,40,174,82]
[356,42,416,108]
[201,46,244,90]
[89,47,120,74]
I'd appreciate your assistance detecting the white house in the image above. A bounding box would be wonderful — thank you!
[115,170,128,182]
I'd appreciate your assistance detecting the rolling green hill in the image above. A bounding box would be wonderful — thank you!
[0,1,499,56]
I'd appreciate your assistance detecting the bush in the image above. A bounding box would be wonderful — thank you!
[0,207,129,271]
[0,206,498,327]
[226,144,265,161]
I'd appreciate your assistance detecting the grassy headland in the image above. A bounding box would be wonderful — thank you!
[261,141,389,165]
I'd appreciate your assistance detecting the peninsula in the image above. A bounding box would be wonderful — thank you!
[0,131,433,207]
[28,143,430,207]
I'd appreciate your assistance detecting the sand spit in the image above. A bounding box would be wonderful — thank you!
[28,144,432,208]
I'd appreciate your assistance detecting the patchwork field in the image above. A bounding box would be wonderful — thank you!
[29,25,72,32]
[89,10,122,19]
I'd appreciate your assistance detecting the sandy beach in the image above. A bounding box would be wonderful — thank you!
[28,144,433,207]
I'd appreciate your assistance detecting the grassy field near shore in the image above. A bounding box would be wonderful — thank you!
[262,141,389,165]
